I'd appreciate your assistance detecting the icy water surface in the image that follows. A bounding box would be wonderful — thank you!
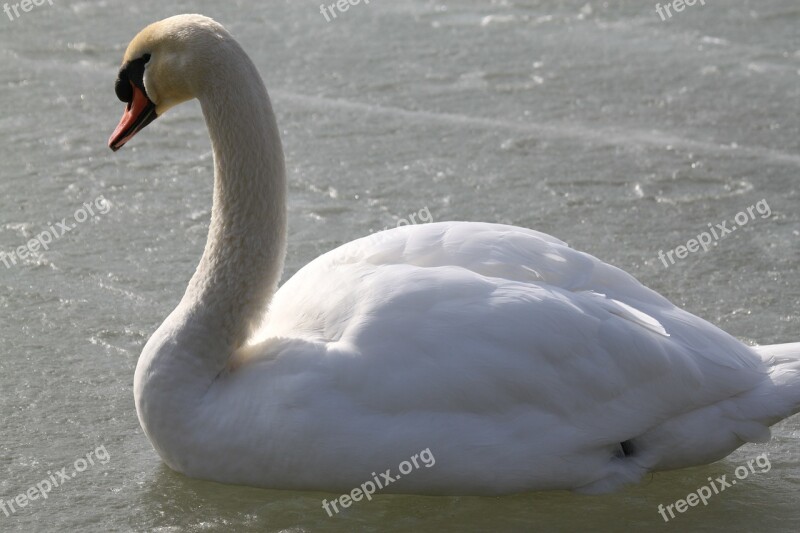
[0,0,798,531]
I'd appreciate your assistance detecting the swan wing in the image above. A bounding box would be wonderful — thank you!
[243,222,766,492]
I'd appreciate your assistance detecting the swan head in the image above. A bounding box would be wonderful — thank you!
[108,14,231,151]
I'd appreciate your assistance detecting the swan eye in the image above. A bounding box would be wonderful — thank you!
[114,53,152,103]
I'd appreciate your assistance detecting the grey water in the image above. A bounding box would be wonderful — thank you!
[0,0,798,531]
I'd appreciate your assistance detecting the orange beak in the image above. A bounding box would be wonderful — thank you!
[108,82,157,151]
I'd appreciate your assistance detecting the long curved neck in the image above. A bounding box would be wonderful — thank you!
[181,41,286,355]
[133,28,287,473]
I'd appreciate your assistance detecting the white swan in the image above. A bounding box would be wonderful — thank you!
[109,14,800,494]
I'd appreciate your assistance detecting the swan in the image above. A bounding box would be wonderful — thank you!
[109,14,800,495]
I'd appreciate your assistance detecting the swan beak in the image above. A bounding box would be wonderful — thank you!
[108,82,158,151]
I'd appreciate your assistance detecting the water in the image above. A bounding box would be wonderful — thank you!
[0,0,798,531]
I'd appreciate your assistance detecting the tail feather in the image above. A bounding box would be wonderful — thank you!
[748,342,800,425]
[579,343,800,488]
[753,342,800,365]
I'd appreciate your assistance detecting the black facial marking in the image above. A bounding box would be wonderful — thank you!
[114,53,151,103]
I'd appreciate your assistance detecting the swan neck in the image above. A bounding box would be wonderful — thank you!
[183,44,286,352]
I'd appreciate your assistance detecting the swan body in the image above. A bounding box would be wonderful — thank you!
[110,14,800,494]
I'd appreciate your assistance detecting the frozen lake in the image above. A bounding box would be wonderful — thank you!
[0,0,798,531]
